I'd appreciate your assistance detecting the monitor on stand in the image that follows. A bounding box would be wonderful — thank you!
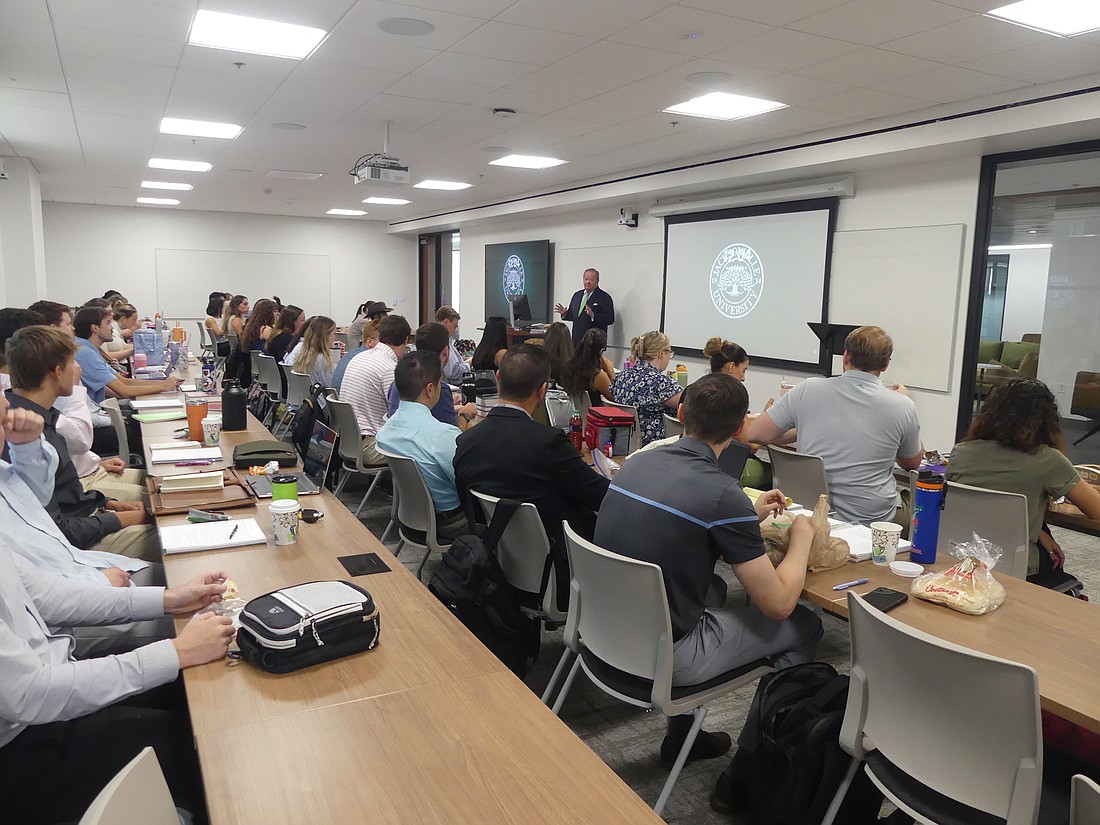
[508,294,533,328]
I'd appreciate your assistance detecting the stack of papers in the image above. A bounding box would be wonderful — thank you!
[130,398,183,410]
[830,523,912,562]
[159,517,266,555]
[160,470,224,493]
[149,444,223,464]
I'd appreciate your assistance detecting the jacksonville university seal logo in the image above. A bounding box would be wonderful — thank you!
[709,243,763,319]
[502,255,525,300]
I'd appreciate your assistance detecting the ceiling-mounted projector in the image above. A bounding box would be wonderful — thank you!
[349,120,409,186]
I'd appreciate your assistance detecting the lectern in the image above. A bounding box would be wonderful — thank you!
[808,322,861,377]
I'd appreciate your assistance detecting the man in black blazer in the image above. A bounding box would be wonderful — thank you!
[454,345,609,606]
[556,268,615,345]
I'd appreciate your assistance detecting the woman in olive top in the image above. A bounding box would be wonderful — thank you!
[948,377,1100,581]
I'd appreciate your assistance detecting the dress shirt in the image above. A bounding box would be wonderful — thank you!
[0,437,143,581]
[443,343,471,384]
[332,344,366,393]
[53,385,101,478]
[377,400,462,512]
[0,546,176,748]
[340,345,400,437]
[74,337,119,403]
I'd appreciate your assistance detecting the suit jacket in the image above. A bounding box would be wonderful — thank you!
[453,406,609,604]
[561,286,614,345]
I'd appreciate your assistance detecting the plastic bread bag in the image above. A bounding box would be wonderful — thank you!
[910,533,1007,615]
[760,494,849,572]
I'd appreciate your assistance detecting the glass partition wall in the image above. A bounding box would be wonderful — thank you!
[961,142,1100,464]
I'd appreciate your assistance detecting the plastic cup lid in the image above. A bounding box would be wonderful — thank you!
[269,500,301,513]
[890,561,923,577]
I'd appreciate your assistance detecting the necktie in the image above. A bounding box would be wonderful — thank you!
[578,292,590,315]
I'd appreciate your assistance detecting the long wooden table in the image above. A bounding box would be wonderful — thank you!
[803,557,1100,734]
[138,391,661,824]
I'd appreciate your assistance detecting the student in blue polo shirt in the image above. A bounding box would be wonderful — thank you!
[72,306,179,403]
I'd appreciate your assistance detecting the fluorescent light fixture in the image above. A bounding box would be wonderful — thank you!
[265,170,322,180]
[663,91,786,121]
[327,208,367,216]
[149,158,212,172]
[987,243,1053,251]
[160,117,242,140]
[489,154,567,169]
[141,181,193,191]
[362,197,410,205]
[137,197,180,206]
[985,1,1100,36]
[188,10,328,59]
[414,179,473,190]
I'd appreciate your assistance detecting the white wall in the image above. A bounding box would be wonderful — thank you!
[41,203,418,326]
[460,156,981,450]
[1001,247,1050,342]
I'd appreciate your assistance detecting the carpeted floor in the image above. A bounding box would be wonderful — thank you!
[337,475,1100,824]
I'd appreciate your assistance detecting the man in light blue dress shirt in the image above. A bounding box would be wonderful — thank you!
[377,350,467,539]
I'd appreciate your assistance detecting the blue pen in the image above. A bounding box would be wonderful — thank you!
[833,577,870,591]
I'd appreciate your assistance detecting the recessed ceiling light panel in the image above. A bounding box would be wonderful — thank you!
[327,208,367,216]
[188,10,328,59]
[414,180,473,190]
[148,158,212,172]
[160,117,243,139]
[141,181,193,191]
[265,170,323,180]
[137,197,180,206]
[663,92,786,121]
[362,197,411,205]
[378,17,435,36]
[986,1,1100,36]
[489,154,567,169]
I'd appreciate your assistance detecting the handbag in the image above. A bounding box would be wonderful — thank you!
[232,440,297,468]
[236,580,380,674]
[133,329,165,366]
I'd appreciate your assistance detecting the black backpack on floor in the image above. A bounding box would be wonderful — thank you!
[716,662,883,825]
[427,499,541,677]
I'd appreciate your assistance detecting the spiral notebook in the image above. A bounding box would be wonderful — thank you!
[159,518,266,555]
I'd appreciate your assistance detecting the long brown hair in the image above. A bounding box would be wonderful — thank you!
[559,328,606,397]
[293,316,336,374]
[241,299,276,350]
[964,377,1062,454]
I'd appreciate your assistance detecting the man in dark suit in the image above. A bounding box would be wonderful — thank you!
[555,267,615,346]
[453,345,609,606]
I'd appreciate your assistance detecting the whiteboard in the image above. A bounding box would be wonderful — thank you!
[557,243,664,351]
[154,249,331,319]
[828,225,964,393]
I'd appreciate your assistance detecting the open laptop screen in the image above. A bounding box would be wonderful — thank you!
[302,421,337,487]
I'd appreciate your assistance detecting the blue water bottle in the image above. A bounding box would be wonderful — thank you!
[910,470,944,565]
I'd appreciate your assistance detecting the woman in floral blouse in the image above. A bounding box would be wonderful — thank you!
[610,330,682,445]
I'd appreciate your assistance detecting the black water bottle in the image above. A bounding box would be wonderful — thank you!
[222,378,247,431]
[461,371,476,404]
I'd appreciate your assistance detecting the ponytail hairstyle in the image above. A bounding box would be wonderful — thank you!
[703,336,748,374]
[630,330,669,362]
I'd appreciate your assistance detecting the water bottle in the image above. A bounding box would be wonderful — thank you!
[569,409,583,452]
[460,372,476,404]
[910,471,945,565]
[221,378,248,431]
[603,439,613,458]
[200,357,216,393]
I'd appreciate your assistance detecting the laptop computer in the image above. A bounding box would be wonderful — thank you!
[717,440,750,481]
[246,421,336,498]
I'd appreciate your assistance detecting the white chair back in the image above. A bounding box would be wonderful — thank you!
[662,412,684,438]
[380,450,437,537]
[602,398,641,453]
[285,370,312,409]
[100,398,135,467]
[255,353,283,400]
[843,592,1041,823]
[195,321,213,355]
[767,445,828,507]
[1072,774,1100,825]
[79,746,181,825]
[471,490,561,619]
[939,480,1030,579]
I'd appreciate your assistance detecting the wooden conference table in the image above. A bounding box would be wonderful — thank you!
[138,395,661,825]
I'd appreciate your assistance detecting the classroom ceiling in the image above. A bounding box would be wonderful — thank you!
[5,0,1100,225]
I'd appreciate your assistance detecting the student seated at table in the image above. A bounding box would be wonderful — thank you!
[0,545,232,825]
[342,315,412,466]
[332,320,378,394]
[225,294,248,339]
[103,300,139,361]
[559,328,615,407]
[5,326,161,563]
[292,315,338,388]
[378,350,468,540]
[594,373,821,767]
[541,321,573,384]
[73,306,180,401]
[387,323,476,428]
[470,315,508,372]
[948,377,1100,584]
[265,303,304,365]
[610,330,682,445]
[704,337,774,489]
[204,292,230,358]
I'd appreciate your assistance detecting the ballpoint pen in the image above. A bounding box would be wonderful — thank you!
[228,524,239,540]
[832,577,870,591]
[175,459,216,466]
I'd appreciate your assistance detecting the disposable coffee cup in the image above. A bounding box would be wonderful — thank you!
[270,474,298,502]
[870,522,903,565]
[270,499,301,546]
[201,414,222,447]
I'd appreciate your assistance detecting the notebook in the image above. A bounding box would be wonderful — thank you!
[159,517,266,555]
[150,447,223,464]
[159,470,224,493]
[130,398,184,410]
[245,421,336,497]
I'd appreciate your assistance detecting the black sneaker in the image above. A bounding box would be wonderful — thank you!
[659,729,732,766]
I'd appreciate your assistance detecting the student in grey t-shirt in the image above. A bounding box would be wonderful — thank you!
[746,325,923,525]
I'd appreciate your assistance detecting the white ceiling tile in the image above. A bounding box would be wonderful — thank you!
[412,52,538,86]
[788,0,973,46]
[49,0,193,39]
[392,0,517,17]
[177,44,303,78]
[870,65,1027,103]
[728,73,850,106]
[882,15,1051,65]
[0,88,72,109]
[496,0,671,38]
[68,77,170,116]
[75,110,160,133]
[963,39,1100,84]
[3,0,51,23]
[450,21,593,66]
[0,44,63,75]
[383,73,499,105]
[163,87,263,124]
[63,54,176,87]
[795,47,941,86]
[482,116,600,151]
[54,26,185,66]
[471,86,587,116]
[406,107,514,148]
[0,72,66,94]
[551,87,658,125]
[0,19,56,51]
[253,101,352,132]
[270,60,403,109]
[335,1,489,49]
[309,34,438,74]
[557,41,693,81]
[659,57,779,93]
[708,29,861,73]
[800,87,930,118]
[609,7,773,56]
[0,135,15,154]
[679,0,849,27]
[509,66,627,98]
[341,93,457,132]
[172,67,288,103]
[935,0,1004,11]
[198,0,354,30]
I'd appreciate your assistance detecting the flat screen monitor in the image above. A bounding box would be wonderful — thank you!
[484,240,552,324]
[508,294,533,326]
